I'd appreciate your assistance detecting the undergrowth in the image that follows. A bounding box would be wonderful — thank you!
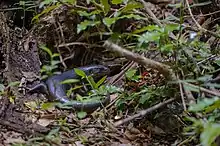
[1,0,219,145]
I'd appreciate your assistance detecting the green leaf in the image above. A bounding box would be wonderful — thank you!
[103,17,118,28]
[41,102,57,110]
[52,53,60,58]
[95,76,107,89]
[183,83,200,93]
[87,76,96,89]
[138,31,161,46]
[139,94,150,104]
[41,75,48,80]
[98,85,123,94]
[188,97,219,112]
[40,45,53,58]
[77,20,101,33]
[77,10,101,17]
[32,4,59,23]
[133,25,160,34]
[101,0,110,14]
[160,44,174,53]
[215,60,220,66]
[47,127,60,136]
[111,0,123,4]
[201,123,220,146]
[119,14,144,20]
[61,79,80,84]
[164,24,180,33]
[51,60,60,66]
[74,68,86,78]
[77,111,87,119]
[63,0,76,4]
[205,99,220,113]
[125,69,137,80]
[121,2,143,13]
[66,85,84,97]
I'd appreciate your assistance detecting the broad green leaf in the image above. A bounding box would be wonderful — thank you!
[40,45,53,58]
[164,24,180,33]
[139,94,150,104]
[77,111,87,119]
[24,101,38,110]
[95,75,107,89]
[197,75,212,82]
[101,0,110,14]
[205,99,220,113]
[61,79,80,84]
[121,2,143,13]
[160,44,174,53]
[205,83,220,89]
[98,85,123,94]
[188,97,219,112]
[77,20,101,33]
[47,127,60,136]
[138,31,161,46]
[41,102,57,110]
[183,83,200,93]
[51,60,60,66]
[103,17,118,28]
[201,123,220,146]
[111,0,123,4]
[42,65,57,72]
[133,25,161,34]
[41,74,48,80]
[215,60,220,66]
[74,68,86,78]
[125,69,136,80]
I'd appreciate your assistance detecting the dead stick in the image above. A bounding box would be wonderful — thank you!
[103,40,176,81]
[114,98,175,127]
[183,82,220,97]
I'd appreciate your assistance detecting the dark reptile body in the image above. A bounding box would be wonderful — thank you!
[29,65,110,111]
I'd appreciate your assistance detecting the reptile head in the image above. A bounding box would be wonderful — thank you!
[81,65,110,79]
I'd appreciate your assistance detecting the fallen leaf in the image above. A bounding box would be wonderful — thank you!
[37,118,54,127]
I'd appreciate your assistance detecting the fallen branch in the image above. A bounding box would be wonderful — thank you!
[103,40,176,81]
[183,82,220,97]
[114,98,175,127]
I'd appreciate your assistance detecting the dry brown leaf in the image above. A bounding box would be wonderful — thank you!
[37,118,54,127]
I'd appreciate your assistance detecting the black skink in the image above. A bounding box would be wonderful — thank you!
[28,65,110,111]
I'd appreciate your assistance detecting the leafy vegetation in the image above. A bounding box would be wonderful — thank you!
[0,0,219,145]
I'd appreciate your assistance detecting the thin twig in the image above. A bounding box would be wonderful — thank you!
[185,0,220,38]
[183,82,220,97]
[185,0,202,29]
[114,98,175,127]
[178,76,187,111]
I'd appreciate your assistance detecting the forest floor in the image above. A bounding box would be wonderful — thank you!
[0,0,220,146]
